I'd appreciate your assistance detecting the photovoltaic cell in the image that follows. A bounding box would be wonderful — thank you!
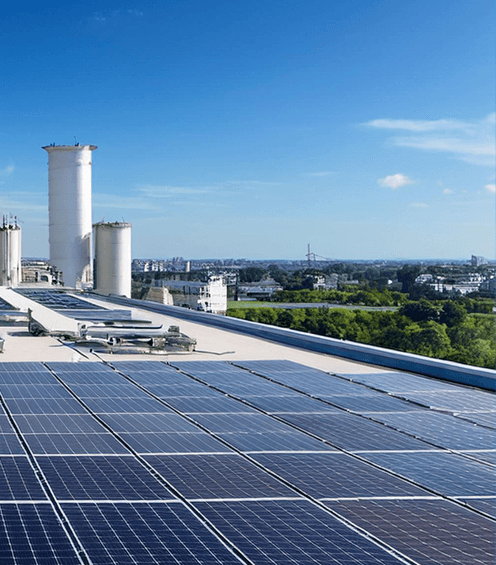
[24,432,129,455]
[163,395,258,414]
[453,412,496,429]
[251,452,427,499]
[100,412,199,433]
[66,383,151,398]
[146,382,221,398]
[0,415,15,433]
[323,393,423,414]
[119,432,231,454]
[325,498,495,565]
[0,456,47,500]
[365,411,496,450]
[390,390,496,412]
[81,396,169,414]
[456,497,495,519]
[0,370,57,385]
[238,395,340,414]
[0,434,24,454]
[13,414,108,434]
[194,499,405,564]
[456,450,496,465]
[5,396,87,415]
[144,453,297,500]
[337,372,458,393]
[217,431,336,453]
[280,412,431,451]
[191,413,294,434]
[61,501,242,564]
[0,384,74,399]
[37,455,176,501]
[0,503,81,564]
[359,451,496,497]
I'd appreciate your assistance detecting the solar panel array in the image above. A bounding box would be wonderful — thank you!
[0,358,493,564]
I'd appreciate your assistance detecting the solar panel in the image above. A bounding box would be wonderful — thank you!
[457,450,496,465]
[194,499,406,564]
[190,413,294,434]
[0,503,81,564]
[280,412,431,451]
[119,432,232,454]
[251,452,428,499]
[61,501,242,564]
[13,414,108,434]
[144,453,297,500]
[24,432,129,455]
[359,451,496,497]
[100,413,199,433]
[163,395,258,414]
[0,456,47,500]
[235,394,340,414]
[0,415,15,433]
[390,390,496,412]
[5,397,87,415]
[456,497,495,518]
[0,296,17,310]
[146,382,221,398]
[338,372,458,393]
[325,498,495,565]
[0,384,75,399]
[216,431,336,453]
[0,434,24,454]
[323,393,423,414]
[454,412,496,429]
[0,370,57,385]
[81,396,170,414]
[365,412,496,450]
[37,455,176,501]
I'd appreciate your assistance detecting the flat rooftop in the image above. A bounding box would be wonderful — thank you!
[0,287,493,564]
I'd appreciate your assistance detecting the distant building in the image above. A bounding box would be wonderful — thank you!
[471,255,487,267]
[157,276,227,315]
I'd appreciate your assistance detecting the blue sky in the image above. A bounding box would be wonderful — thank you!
[0,1,494,260]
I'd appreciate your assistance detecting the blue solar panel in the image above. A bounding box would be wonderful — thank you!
[454,412,496,429]
[458,450,496,465]
[359,451,496,497]
[0,370,57,385]
[194,499,406,564]
[0,456,47,500]
[0,503,81,564]
[146,383,225,398]
[324,393,424,413]
[236,394,340,414]
[0,384,74,399]
[5,396,87,415]
[338,371,457,393]
[217,431,336,453]
[164,395,258,414]
[252,452,428,499]
[0,434,24,454]
[280,412,431,451]
[390,390,496,412]
[65,383,151,398]
[144,454,297,500]
[61,502,242,564]
[37,455,176,501]
[0,415,15,433]
[191,413,294,434]
[119,432,231,454]
[456,497,495,519]
[24,432,130,455]
[325,498,495,565]
[13,414,108,434]
[365,412,496,450]
[81,396,169,414]
[100,413,198,433]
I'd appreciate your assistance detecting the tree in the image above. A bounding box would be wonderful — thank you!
[439,301,466,327]
[399,299,439,322]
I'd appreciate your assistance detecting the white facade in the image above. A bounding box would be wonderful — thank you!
[93,222,132,297]
[0,220,22,287]
[198,276,227,314]
[43,144,97,288]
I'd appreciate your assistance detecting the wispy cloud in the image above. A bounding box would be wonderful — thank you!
[410,202,428,208]
[93,193,155,210]
[0,165,14,176]
[138,185,212,198]
[93,8,143,22]
[363,113,495,167]
[485,183,496,194]
[442,188,454,195]
[378,173,413,189]
[304,171,334,178]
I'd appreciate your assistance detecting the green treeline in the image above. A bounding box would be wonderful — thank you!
[272,288,408,306]
[227,299,495,369]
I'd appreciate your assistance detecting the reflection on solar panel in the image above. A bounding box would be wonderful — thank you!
[16,288,103,309]
[144,454,297,499]
[454,412,496,428]
[359,451,495,497]
[0,359,493,564]
[194,499,405,565]
[325,499,495,565]
[251,452,427,499]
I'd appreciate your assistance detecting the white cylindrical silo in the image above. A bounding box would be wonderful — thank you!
[0,218,22,287]
[42,144,97,288]
[93,221,132,297]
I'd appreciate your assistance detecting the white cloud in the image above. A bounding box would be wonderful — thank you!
[378,173,413,189]
[363,113,495,167]
[485,183,496,194]
[0,165,14,176]
[443,188,453,195]
[93,193,155,210]
[410,202,428,208]
[138,185,212,198]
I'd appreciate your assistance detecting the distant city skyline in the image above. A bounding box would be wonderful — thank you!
[1,1,494,260]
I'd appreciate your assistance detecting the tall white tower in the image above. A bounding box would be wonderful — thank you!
[42,144,97,288]
[0,217,22,287]
[93,221,132,297]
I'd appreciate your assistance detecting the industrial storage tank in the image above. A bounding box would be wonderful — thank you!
[0,217,22,287]
[93,221,132,297]
[42,144,97,288]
